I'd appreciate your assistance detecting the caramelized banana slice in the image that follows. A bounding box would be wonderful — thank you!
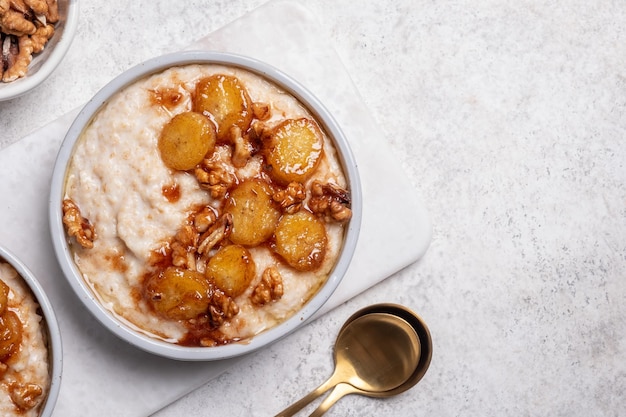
[224,179,281,246]
[0,279,9,316]
[193,74,253,142]
[0,310,23,360]
[206,244,256,297]
[273,210,327,271]
[158,111,216,171]
[144,267,211,321]
[265,118,323,185]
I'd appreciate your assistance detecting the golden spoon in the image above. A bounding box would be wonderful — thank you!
[275,304,431,417]
[307,304,432,416]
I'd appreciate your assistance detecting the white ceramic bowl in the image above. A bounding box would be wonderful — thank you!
[49,51,362,361]
[0,0,78,101]
[0,245,62,416]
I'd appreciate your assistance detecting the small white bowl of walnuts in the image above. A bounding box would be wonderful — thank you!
[0,0,78,101]
[0,245,62,417]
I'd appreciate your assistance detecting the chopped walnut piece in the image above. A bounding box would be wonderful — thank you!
[230,125,253,168]
[1,34,17,79]
[250,120,271,141]
[195,157,235,199]
[8,0,29,14]
[29,21,53,52]
[251,266,284,306]
[273,182,306,214]
[0,0,9,15]
[1,34,31,81]
[168,206,224,271]
[197,213,233,255]
[252,102,271,121]
[193,206,217,233]
[0,9,36,35]
[308,180,352,223]
[170,224,199,270]
[207,289,239,327]
[24,0,46,15]
[9,382,43,411]
[44,0,58,23]
[62,198,96,249]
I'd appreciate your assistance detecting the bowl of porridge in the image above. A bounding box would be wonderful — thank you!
[49,51,361,360]
[0,245,62,416]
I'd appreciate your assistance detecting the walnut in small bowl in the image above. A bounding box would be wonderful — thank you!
[0,0,78,100]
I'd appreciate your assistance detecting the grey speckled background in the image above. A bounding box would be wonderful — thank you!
[1,1,625,416]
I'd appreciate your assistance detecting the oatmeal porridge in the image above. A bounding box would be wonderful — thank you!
[62,64,353,346]
[0,261,50,417]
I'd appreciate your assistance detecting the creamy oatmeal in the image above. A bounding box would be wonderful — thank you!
[62,64,352,346]
[0,261,50,416]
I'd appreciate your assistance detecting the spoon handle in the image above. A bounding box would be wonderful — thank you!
[308,383,359,417]
[274,379,335,417]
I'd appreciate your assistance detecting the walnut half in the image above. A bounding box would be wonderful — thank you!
[308,181,352,223]
[251,266,284,306]
[169,207,229,272]
[194,157,235,199]
[207,289,239,328]
[62,198,96,249]
[273,182,306,214]
[9,382,43,411]
[197,213,233,255]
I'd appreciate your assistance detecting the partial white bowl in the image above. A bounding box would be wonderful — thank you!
[0,245,62,417]
[0,0,79,101]
[49,51,362,361]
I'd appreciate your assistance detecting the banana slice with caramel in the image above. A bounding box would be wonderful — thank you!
[224,179,281,246]
[144,267,211,321]
[206,244,256,297]
[193,74,253,142]
[0,310,23,361]
[264,118,323,185]
[272,210,327,271]
[158,111,216,171]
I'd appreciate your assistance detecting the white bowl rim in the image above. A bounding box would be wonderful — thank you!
[49,50,362,361]
[0,245,63,416]
[0,0,79,101]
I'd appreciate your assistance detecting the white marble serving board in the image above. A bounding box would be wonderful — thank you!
[0,1,431,416]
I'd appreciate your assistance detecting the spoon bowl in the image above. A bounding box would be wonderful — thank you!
[333,312,420,392]
[275,303,431,416]
[340,303,433,396]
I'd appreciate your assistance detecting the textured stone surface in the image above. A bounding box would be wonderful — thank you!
[1,0,625,416]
